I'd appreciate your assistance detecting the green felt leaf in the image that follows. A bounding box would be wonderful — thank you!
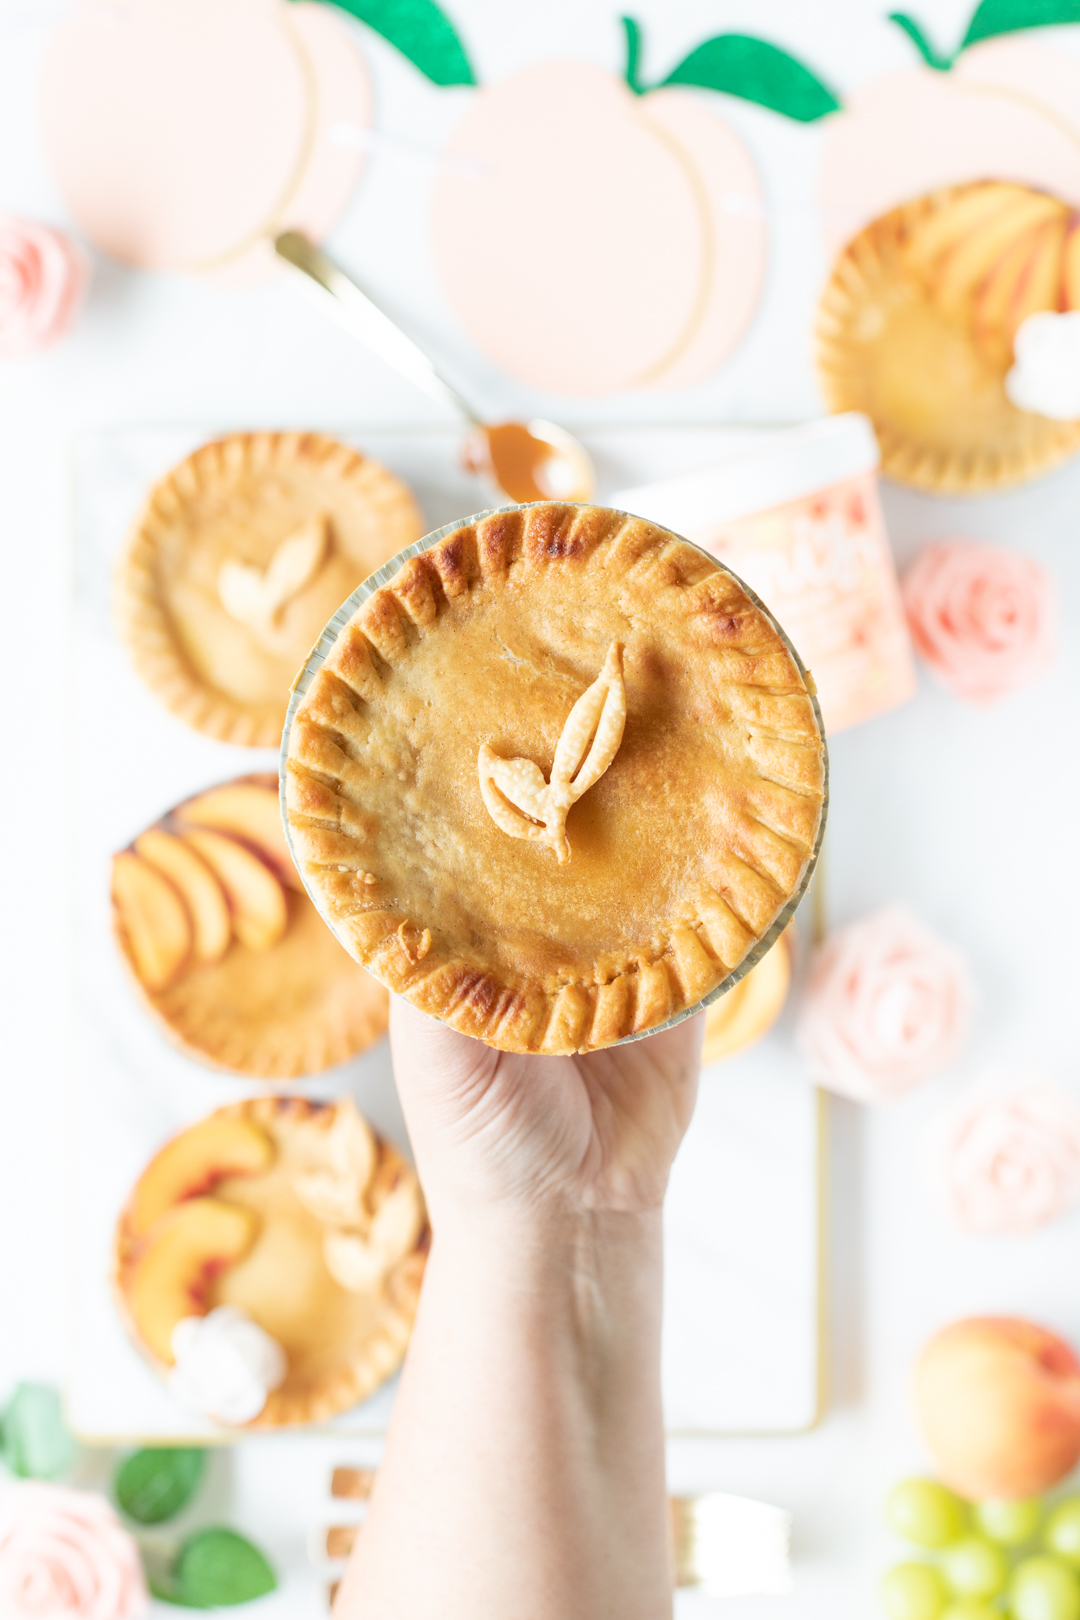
[116,1449,206,1526]
[174,1528,277,1608]
[888,12,956,67]
[307,0,475,86]
[964,0,1080,46]
[0,1385,76,1479]
[661,34,840,121]
[621,16,646,94]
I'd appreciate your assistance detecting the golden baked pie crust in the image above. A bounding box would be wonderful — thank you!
[816,184,1080,494]
[283,503,827,1054]
[114,1096,428,1429]
[115,432,424,747]
[114,774,388,1079]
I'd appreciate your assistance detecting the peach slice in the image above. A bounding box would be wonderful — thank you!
[932,193,1066,315]
[1065,223,1080,310]
[973,230,1041,364]
[904,181,1032,274]
[176,783,300,889]
[134,829,230,964]
[111,851,191,992]
[180,828,287,951]
[130,1115,275,1239]
[127,1197,258,1365]
[1007,217,1068,344]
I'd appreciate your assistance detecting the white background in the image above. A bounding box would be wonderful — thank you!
[3,1,1080,1614]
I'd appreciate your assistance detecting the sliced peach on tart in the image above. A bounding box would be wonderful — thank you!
[134,829,231,964]
[129,1114,275,1239]
[112,777,389,1079]
[175,780,301,890]
[180,828,287,951]
[125,1197,259,1365]
[111,851,191,992]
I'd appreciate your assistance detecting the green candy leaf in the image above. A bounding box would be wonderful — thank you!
[963,0,1080,46]
[888,12,957,68]
[174,1528,277,1608]
[115,1449,206,1525]
[0,1385,76,1479]
[661,33,840,121]
[306,0,475,86]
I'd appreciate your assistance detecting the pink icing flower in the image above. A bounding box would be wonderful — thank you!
[0,1484,147,1620]
[942,1077,1080,1234]
[902,538,1054,703]
[797,905,974,1101]
[0,217,87,357]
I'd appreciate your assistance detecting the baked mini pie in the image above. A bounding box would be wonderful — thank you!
[114,1096,428,1428]
[115,432,424,747]
[701,927,793,1068]
[111,774,387,1077]
[817,180,1080,493]
[283,502,827,1054]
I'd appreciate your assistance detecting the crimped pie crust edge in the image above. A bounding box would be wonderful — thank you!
[281,502,829,1055]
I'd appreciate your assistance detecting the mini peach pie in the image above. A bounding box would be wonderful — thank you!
[114,1096,428,1428]
[115,431,424,747]
[700,926,793,1068]
[111,774,387,1077]
[283,503,827,1054]
[817,180,1080,493]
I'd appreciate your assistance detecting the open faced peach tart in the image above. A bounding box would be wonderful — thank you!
[283,502,827,1055]
[114,431,424,747]
[111,774,387,1077]
[817,180,1080,492]
[114,1096,428,1428]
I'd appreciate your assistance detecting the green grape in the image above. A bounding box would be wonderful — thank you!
[976,1498,1043,1547]
[941,1605,1000,1620]
[1046,1501,1080,1566]
[1011,1556,1080,1620]
[882,1562,949,1620]
[887,1479,968,1548]
[941,1537,1009,1599]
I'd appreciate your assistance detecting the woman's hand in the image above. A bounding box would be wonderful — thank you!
[389,997,702,1224]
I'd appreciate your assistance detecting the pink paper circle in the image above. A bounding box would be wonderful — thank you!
[431,60,766,397]
[818,37,1080,253]
[40,0,371,282]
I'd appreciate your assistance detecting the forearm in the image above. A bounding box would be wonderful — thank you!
[337,1209,671,1620]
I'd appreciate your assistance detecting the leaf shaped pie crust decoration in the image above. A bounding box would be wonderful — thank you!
[478,640,626,863]
[218,515,329,643]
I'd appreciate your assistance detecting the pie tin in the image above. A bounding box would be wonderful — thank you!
[281,503,829,1050]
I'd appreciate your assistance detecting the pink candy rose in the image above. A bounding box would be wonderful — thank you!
[942,1078,1080,1234]
[902,538,1054,703]
[798,905,974,1102]
[0,1484,147,1620]
[0,217,87,357]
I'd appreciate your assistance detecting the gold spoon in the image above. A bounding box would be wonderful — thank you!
[274,231,595,505]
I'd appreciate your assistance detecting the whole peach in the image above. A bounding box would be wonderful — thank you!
[915,1318,1080,1501]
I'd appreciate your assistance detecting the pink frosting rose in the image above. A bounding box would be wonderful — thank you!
[0,217,87,357]
[0,1484,147,1620]
[797,905,974,1101]
[902,538,1055,703]
[942,1077,1080,1234]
